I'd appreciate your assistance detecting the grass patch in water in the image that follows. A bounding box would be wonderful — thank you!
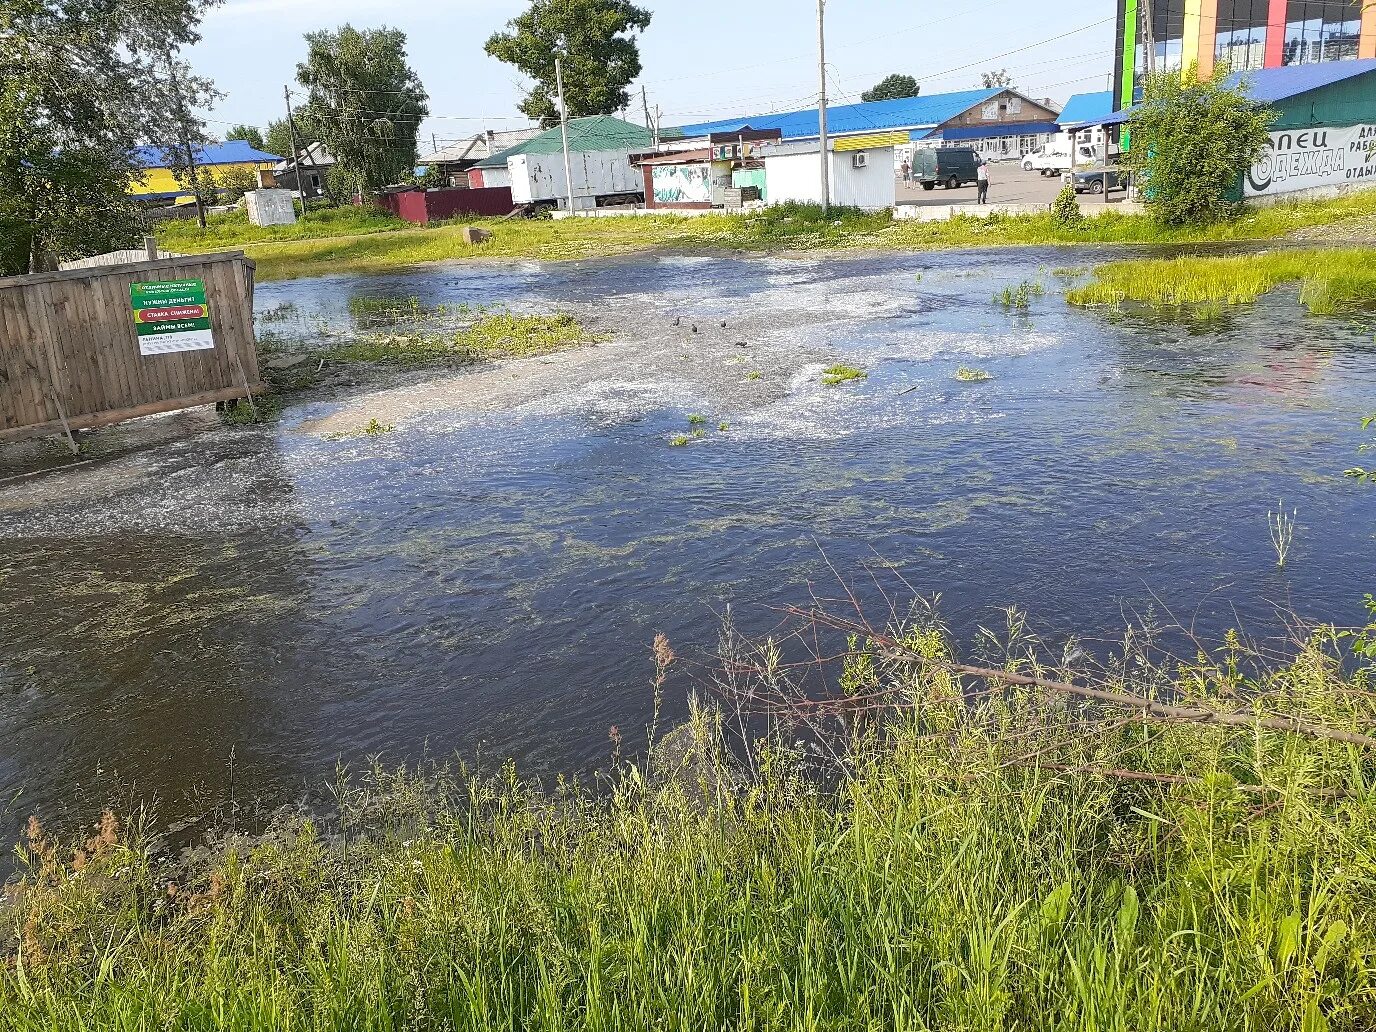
[164,192,1376,281]
[821,364,866,386]
[955,367,993,382]
[257,301,297,323]
[995,280,1044,309]
[6,604,1376,1030]
[326,417,394,440]
[323,311,591,365]
[1066,247,1376,314]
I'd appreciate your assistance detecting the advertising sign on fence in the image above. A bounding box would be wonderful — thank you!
[652,164,712,204]
[129,279,214,355]
[1245,124,1376,197]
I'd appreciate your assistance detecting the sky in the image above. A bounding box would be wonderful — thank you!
[190,0,1117,154]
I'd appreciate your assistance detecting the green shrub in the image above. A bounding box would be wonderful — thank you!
[1126,66,1275,226]
[1050,183,1083,229]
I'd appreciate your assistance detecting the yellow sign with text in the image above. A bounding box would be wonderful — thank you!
[832,132,910,152]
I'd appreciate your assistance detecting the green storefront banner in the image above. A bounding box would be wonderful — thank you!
[130,279,215,356]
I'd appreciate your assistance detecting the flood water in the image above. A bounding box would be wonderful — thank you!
[2,247,1373,835]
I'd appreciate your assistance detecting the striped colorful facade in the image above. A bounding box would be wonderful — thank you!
[1113,0,1376,108]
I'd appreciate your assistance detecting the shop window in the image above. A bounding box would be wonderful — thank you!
[1283,0,1361,64]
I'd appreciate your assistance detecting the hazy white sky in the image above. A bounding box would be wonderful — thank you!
[192,0,1116,150]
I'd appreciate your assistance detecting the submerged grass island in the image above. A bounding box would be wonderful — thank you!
[1066,247,1376,315]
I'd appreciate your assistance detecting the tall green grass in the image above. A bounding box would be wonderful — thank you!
[1066,247,1376,314]
[154,192,1376,281]
[158,204,409,250]
[5,610,1376,1031]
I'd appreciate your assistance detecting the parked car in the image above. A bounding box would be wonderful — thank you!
[1072,166,1128,194]
[913,147,980,190]
[1022,143,1104,176]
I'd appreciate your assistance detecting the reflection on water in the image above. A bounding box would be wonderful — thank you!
[2,249,1373,836]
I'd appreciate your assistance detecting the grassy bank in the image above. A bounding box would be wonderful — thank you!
[159,204,408,250]
[1066,247,1376,314]
[159,193,1376,281]
[6,606,1376,1030]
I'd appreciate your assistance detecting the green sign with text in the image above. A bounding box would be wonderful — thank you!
[130,279,214,356]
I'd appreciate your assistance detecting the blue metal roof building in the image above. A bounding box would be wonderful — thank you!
[1057,91,1115,128]
[671,88,1009,142]
[133,140,283,168]
[1064,59,1376,129]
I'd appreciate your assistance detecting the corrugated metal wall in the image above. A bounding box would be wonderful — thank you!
[1271,75,1376,128]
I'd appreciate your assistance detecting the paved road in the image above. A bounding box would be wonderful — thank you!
[896,163,1127,210]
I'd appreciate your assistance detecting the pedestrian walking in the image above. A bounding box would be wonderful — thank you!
[976,159,989,204]
[900,159,910,183]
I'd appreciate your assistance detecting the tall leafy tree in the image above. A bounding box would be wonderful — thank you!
[485,0,651,126]
[861,74,920,104]
[1126,67,1273,226]
[296,25,429,199]
[0,0,218,274]
[980,69,1014,88]
[149,52,221,228]
[225,124,266,150]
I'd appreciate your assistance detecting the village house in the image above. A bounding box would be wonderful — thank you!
[131,140,281,206]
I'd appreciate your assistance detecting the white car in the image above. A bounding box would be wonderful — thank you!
[1022,143,1103,176]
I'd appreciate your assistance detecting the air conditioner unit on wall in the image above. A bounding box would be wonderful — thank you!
[851,151,867,168]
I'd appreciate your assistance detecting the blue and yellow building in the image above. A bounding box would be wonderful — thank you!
[131,141,282,205]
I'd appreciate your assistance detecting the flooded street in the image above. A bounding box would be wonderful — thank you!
[2,247,1373,833]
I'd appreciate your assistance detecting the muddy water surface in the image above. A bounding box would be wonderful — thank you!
[2,249,1373,833]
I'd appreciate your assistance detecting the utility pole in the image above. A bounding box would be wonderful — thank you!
[816,0,830,213]
[642,84,658,147]
[283,86,314,219]
[1142,0,1158,75]
[555,56,577,215]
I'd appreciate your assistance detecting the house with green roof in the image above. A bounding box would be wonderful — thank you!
[467,115,654,210]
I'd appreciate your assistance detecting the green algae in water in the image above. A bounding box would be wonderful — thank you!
[821,364,866,387]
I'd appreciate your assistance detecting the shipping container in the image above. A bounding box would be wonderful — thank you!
[508,149,644,210]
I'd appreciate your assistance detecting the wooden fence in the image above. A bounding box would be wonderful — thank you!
[0,252,263,446]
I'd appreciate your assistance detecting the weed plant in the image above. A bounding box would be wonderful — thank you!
[995,280,1044,309]
[955,367,993,382]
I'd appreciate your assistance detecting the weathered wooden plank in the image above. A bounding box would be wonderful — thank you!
[42,282,98,421]
[0,383,266,444]
[0,251,247,290]
[0,289,43,429]
[93,266,139,411]
[26,283,77,430]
